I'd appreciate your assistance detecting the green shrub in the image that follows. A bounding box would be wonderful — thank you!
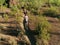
[18,0,46,15]
[49,0,60,6]
[0,0,5,6]
[0,25,3,29]
[10,5,19,16]
[18,0,60,15]
[4,14,9,21]
[10,5,24,23]
[36,16,51,45]
[43,6,60,17]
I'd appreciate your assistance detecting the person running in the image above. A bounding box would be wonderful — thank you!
[24,14,28,24]
[23,12,29,30]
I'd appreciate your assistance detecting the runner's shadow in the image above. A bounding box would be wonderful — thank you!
[23,19,36,45]
[25,26,36,45]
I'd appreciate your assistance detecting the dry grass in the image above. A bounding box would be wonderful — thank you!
[0,33,20,45]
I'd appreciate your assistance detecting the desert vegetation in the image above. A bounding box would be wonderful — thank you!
[0,0,60,45]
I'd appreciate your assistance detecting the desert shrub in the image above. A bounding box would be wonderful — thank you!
[18,0,46,15]
[36,16,51,45]
[43,6,60,17]
[0,25,3,29]
[19,0,60,15]
[4,14,9,21]
[18,0,60,15]
[15,12,23,22]
[11,5,18,11]
[49,0,60,6]
[0,0,5,6]
[0,37,18,45]
[10,5,20,16]
[8,39,17,45]
[10,6,18,16]
[58,16,60,18]
[0,6,7,12]
[10,5,24,23]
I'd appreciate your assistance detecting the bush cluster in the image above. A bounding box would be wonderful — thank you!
[43,6,60,17]
[36,16,51,45]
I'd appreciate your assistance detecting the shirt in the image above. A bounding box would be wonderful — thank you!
[24,15,28,22]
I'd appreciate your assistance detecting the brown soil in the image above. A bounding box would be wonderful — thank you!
[46,17,60,45]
